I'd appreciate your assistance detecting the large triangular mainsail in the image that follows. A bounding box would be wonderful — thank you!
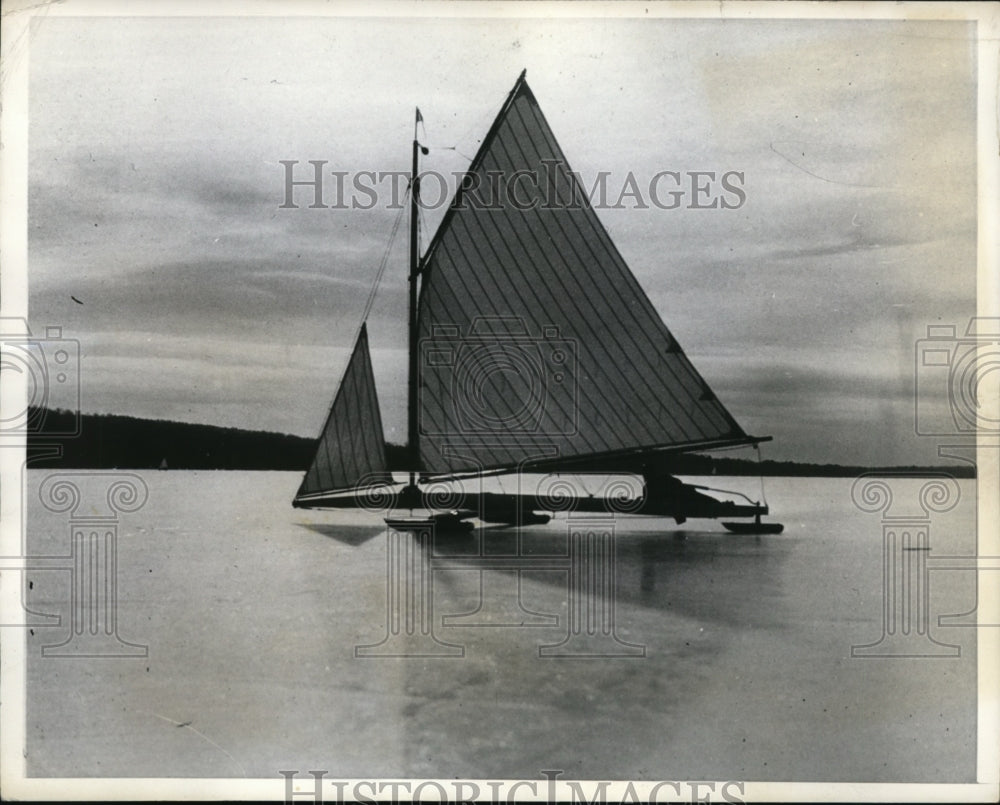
[294,323,393,504]
[416,74,751,477]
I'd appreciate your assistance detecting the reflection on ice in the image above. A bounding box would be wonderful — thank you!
[24,471,977,783]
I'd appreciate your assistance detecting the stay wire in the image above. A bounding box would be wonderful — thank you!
[756,443,769,508]
[690,442,769,508]
[358,184,410,328]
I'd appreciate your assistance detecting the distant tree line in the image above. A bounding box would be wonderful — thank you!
[660,452,975,478]
[27,408,314,470]
[24,408,975,477]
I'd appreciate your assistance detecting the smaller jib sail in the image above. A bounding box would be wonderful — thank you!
[294,323,393,506]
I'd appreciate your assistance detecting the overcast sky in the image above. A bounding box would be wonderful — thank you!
[27,13,977,465]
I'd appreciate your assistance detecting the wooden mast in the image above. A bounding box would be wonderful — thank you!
[407,108,421,489]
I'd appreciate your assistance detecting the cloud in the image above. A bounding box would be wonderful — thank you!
[24,16,979,467]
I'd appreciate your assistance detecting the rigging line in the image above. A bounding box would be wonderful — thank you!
[416,106,462,155]
[687,441,769,508]
[357,185,410,327]
[422,142,476,161]
[755,443,769,508]
[689,484,758,507]
[416,103,462,153]
[302,198,407,469]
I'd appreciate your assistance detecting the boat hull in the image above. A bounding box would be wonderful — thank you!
[296,477,768,526]
[384,512,475,533]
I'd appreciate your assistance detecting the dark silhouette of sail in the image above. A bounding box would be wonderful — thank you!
[295,323,392,502]
[416,74,749,476]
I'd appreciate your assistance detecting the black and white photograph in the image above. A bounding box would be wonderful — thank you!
[1,1,997,801]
